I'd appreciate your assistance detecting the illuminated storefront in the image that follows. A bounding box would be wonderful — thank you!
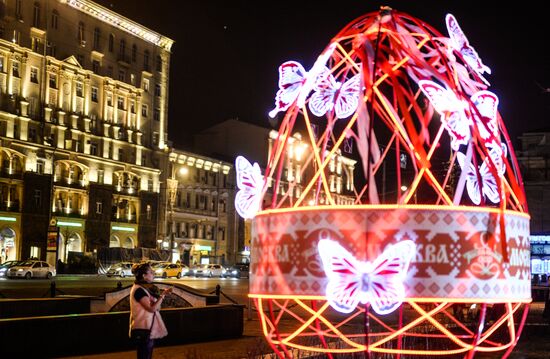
[0,215,20,262]
[531,235,550,274]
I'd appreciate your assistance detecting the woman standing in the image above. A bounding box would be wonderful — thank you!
[129,263,172,359]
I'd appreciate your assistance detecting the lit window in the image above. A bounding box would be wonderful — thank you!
[96,202,103,214]
[91,87,98,102]
[30,67,39,83]
[143,78,149,92]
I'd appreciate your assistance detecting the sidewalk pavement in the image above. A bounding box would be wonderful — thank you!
[64,302,550,359]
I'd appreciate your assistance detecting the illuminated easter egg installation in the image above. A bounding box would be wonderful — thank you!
[236,7,530,358]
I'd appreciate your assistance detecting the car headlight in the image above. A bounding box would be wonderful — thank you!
[222,269,226,273]
[115,267,122,271]
[17,268,24,271]
[232,270,237,274]
[155,269,163,274]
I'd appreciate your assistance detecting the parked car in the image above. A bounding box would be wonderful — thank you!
[222,264,250,278]
[106,262,134,278]
[7,260,56,279]
[153,262,188,278]
[193,264,225,277]
[0,260,22,277]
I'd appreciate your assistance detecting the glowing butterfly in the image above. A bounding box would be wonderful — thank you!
[308,72,361,119]
[446,14,491,77]
[235,156,263,219]
[269,61,307,118]
[470,91,499,143]
[456,152,501,205]
[318,239,416,315]
[269,44,335,118]
[419,80,500,149]
[418,80,470,150]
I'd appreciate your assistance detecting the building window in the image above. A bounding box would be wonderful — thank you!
[97,169,104,184]
[143,78,149,92]
[49,74,57,88]
[0,56,4,72]
[33,2,41,28]
[130,102,135,114]
[51,10,58,29]
[96,202,103,214]
[141,104,148,117]
[156,55,162,72]
[107,94,113,107]
[34,189,41,206]
[118,69,125,82]
[117,97,124,110]
[153,132,159,146]
[107,66,113,78]
[132,44,137,62]
[141,153,146,166]
[153,108,160,121]
[91,87,98,102]
[76,82,83,97]
[130,73,135,85]
[93,28,100,50]
[119,39,126,60]
[92,60,100,73]
[155,84,161,97]
[31,37,41,52]
[143,50,150,71]
[146,204,152,220]
[90,143,98,156]
[78,22,85,46]
[12,62,20,77]
[47,43,56,57]
[15,0,22,20]
[76,54,84,67]
[29,127,37,142]
[118,148,124,161]
[30,67,39,83]
[108,34,114,52]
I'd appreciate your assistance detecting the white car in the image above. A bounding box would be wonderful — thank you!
[106,262,134,278]
[193,264,225,277]
[7,260,56,279]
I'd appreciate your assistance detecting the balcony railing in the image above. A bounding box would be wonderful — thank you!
[0,169,23,180]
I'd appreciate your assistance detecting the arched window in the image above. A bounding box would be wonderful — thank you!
[143,50,150,71]
[78,22,85,46]
[108,34,114,52]
[93,28,100,50]
[156,55,162,72]
[119,39,126,60]
[123,237,134,249]
[51,10,58,29]
[33,2,41,28]
[109,235,120,248]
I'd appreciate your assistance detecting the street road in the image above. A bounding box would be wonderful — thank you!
[0,275,249,304]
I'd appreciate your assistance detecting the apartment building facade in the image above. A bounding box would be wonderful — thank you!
[0,0,172,264]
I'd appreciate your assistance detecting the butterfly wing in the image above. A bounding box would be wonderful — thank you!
[419,80,469,149]
[318,239,362,313]
[334,73,361,119]
[297,43,336,107]
[470,91,499,142]
[480,159,500,203]
[308,73,337,117]
[269,61,306,118]
[446,14,468,51]
[457,152,482,205]
[235,156,263,219]
[367,240,416,315]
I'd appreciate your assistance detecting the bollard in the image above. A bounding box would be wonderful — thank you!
[215,284,221,297]
[50,281,56,298]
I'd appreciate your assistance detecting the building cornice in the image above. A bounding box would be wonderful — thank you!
[61,0,174,52]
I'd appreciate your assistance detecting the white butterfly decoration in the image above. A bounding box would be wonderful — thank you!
[456,151,502,205]
[308,72,361,119]
[318,239,416,315]
[268,61,308,118]
[235,156,264,219]
[418,80,500,149]
[269,44,336,118]
[446,14,491,79]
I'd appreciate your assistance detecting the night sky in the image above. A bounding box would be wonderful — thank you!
[95,0,550,150]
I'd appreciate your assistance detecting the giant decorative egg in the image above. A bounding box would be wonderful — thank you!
[236,7,530,358]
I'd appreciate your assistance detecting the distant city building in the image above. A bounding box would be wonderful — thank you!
[0,0,173,264]
[161,149,235,266]
[516,130,550,233]
[193,120,356,263]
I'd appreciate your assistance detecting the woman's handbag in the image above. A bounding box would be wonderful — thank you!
[131,312,156,342]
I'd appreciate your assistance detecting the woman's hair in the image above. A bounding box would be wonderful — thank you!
[132,263,151,282]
